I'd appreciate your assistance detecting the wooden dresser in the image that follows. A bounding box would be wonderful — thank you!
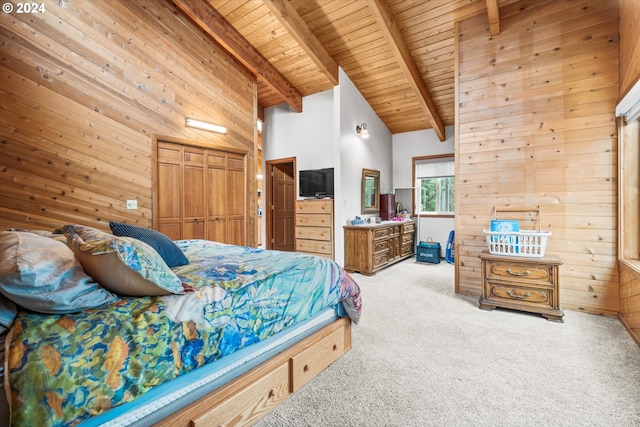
[343,220,415,275]
[295,199,334,259]
[478,250,564,322]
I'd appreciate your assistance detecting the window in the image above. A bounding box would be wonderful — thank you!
[419,176,454,213]
[617,79,640,266]
[412,155,455,216]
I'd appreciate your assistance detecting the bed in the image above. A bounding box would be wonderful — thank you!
[0,224,362,426]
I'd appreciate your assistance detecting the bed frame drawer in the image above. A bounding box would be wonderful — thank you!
[290,327,346,392]
[156,318,351,427]
[191,363,290,427]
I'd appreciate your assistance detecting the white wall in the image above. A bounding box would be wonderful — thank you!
[263,89,336,170]
[262,69,392,265]
[337,69,392,263]
[392,126,456,255]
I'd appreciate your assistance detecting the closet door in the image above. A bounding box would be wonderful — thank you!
[156,141,247,245]
[206,149,227,243]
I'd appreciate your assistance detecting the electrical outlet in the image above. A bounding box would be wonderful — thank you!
[126,200,137,210]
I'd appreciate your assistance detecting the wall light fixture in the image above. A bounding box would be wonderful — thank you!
[356,123,370,139]
[186,118,227,134]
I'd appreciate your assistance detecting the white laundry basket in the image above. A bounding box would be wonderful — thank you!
[483,205,550,258]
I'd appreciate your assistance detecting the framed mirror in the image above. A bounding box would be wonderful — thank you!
[361,168,380,214]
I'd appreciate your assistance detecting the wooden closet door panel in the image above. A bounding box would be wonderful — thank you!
[227,163,246,246]
[207,166,226,218]
[183,147,205,239]
[157,166,181,240]
[227,158,245,217]
[207,219,226,243]
[157,143,182,240]
[227,218,245,246]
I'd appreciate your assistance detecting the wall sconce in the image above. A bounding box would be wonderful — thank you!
[186,118,227,134]
[356,123,370,139]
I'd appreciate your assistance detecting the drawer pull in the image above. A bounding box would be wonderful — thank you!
[303,364,310,372]
[333,344,338,351]
[507,290,531,299]
[506,268,530,276]
[268,388,276,399]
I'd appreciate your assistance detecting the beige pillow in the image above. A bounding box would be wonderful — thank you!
[70,249,174,297]
[61,224,185,297]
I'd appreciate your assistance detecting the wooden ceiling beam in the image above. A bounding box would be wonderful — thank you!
[366,0,446,141]
[486,0,501,36]
[262,0,339,86]
[172,0,303,112]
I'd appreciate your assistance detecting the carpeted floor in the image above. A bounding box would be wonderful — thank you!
[256,258,640,427]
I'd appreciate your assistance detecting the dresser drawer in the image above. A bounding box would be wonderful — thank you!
[485,261,553,284]
[374,239,389,253]
[296,226,331,241]
[296,200,333,213]
[402,222,415,233]
[296,239,332,254]
[400,243,413,256]
[296,213,332,227]
[373,227,390,239]
[401,232,414,244]
[290,327,346,392]
[486,282,553,307]
[373,251,388,268]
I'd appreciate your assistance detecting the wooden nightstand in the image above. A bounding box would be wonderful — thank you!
[478,250,564,322]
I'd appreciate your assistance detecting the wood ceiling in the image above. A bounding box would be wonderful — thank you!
[173,0,520,140]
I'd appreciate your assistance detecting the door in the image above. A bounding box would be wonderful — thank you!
[266,158,296,251]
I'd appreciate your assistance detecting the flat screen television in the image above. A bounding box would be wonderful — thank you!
[299,168,334,198]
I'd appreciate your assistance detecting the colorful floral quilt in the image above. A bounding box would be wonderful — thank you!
[6,240,361,427]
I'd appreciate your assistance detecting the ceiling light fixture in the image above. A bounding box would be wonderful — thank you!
[186,118,227,134]
[356,122,370,139]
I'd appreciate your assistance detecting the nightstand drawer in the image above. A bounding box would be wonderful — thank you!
[486,261,552,284]
[487,282,552,305]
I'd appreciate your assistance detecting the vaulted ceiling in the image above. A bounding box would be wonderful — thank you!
[173,0,520,140]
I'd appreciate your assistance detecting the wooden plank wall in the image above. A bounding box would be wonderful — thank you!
[619,0,640,98]
[617,0,640,345]
[0,0,257,246]
[455,0,619,315]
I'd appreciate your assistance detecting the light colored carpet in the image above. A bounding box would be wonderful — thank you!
[256,258,640,427]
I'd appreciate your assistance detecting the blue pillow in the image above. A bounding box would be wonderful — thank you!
[109,221,188,267]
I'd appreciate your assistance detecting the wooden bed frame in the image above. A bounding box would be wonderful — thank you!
[156,317,352,426]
